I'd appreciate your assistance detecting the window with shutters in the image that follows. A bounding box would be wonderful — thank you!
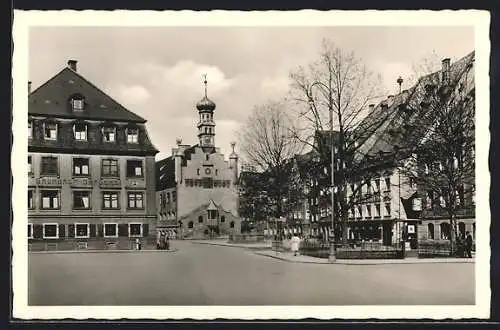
[104,223,118,237]
[126,160,143,177]
[102,191,120,209]
[75,223,90,238]
[73,191,91,209]
[43,223,59,239]
[73,158,90,176]
[41,190,60,209]
[129,223,143,237]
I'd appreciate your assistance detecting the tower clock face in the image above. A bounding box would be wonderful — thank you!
[204,137,211,145]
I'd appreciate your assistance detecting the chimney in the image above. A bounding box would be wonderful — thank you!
[67,59,78,71]
[28,81,32,94]
[368,104,375,111]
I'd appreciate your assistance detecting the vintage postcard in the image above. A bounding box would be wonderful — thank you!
[12,10,491,320]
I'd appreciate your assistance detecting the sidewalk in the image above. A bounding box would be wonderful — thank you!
[29,248,179,254]
[254,250,475,265]
[187,239,272,250]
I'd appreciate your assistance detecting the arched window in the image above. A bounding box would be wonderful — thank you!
[230,221,235,229]
[427,223,434,239]
[458,222,466,239]
[197,169,200,175]
[188,221,193,229]
[178,221,183,227]
[198,215,203,223]
[220,216,225,223]
[206,154,209,161]
[440,222,450,240]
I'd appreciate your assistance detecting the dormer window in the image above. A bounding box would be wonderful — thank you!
[43,122,58,140]
[73,123,87,141]
[127,128,139,144]
[102,126,116,143]
[69,94,85,111]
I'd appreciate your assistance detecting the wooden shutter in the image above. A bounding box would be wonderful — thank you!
[90,224,97,237]
[59,224,66,238]
[67,224,75,238]
[118,224,128,237]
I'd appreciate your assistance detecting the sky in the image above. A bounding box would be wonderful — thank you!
[28,26,474,161]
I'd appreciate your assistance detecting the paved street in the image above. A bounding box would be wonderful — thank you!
[29,241,474,306]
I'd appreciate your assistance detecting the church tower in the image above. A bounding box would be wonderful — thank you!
[196,74,216,147]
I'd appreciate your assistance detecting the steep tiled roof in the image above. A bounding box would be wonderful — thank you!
[356,51,475,162]
[29,67,146,122]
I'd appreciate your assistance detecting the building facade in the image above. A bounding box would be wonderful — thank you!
[156,78,241,238]
[28,60,158,250]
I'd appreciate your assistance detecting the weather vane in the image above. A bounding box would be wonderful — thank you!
[202,73,208,97]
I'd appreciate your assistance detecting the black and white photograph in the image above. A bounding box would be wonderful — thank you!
[12,10,490,320]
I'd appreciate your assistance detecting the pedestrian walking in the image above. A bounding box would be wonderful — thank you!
[156,231,161,250]
[465,231,473,258]
[290,234,301,257]
[165,234,170,250]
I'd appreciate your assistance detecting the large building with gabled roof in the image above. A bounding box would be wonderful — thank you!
[155,77,241,238]
[28,60,159,250]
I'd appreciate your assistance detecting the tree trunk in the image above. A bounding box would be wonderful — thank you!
[449,214,457,256]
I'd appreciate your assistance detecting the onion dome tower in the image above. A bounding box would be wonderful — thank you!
[196,74,216,147]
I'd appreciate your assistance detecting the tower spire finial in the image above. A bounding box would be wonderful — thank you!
[202,73,208,97]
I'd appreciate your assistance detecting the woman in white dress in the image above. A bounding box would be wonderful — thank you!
[290,234,301,256]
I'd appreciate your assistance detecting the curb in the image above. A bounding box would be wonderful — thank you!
[254,251,476,265]
[29,248,179,254]
[188,241,272,250]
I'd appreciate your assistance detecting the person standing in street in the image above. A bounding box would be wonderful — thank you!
[465,231,473,258]
[290,234,301,256]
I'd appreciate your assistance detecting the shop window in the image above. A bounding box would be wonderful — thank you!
[41,190,60,209]
[126,160,143,177]
[75,223,90,238]
[129,223,143,237]
[41,156,59,176]
[73,158,90,176]
[43,224,58,239]
[101,159,119,177]
[73,191,91,209]
[104,223,118,237]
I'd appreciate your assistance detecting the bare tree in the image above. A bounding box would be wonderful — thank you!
[238,101,304,218]
[288,38,390,244]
